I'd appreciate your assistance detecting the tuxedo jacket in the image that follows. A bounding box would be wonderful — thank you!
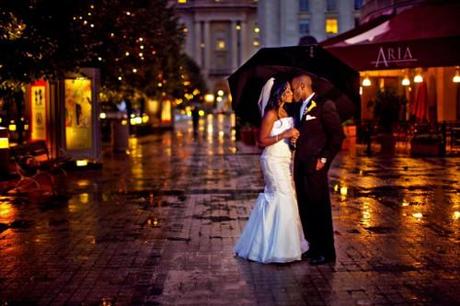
[286,96,345,173]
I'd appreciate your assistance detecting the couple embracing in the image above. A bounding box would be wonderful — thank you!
[234,74,345,265]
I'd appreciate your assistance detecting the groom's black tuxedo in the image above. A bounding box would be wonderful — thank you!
[286,96,344,260]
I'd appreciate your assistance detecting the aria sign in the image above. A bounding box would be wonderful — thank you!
[371,46,418,68]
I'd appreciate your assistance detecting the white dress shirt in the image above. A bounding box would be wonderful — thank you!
[299,92,315,120]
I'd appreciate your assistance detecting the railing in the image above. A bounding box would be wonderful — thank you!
[357,120,460,156]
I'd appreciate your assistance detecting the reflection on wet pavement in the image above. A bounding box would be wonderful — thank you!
[0,114,459,305]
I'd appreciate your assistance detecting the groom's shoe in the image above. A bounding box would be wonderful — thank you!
[301,250,315,260]
[309,255,336,266]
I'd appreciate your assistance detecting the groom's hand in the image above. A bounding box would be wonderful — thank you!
[315,159,326,171]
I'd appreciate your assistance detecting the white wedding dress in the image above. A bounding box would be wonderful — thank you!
[234,117,309,263]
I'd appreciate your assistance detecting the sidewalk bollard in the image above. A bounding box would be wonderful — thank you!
[0,127,10,175]
[112,117,129,152]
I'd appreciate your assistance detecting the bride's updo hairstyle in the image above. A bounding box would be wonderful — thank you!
[264,78,289,115]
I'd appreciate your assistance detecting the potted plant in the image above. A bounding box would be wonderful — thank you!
[370,89,406,154]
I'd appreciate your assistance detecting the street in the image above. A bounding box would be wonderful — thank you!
[0,114,459,305]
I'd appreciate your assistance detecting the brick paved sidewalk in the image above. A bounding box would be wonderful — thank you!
[0,115,459,305]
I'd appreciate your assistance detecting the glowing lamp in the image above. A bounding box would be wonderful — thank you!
[99,112,107,119]
[198,110,205,116]
[76,159,88,167]
[24,124,29,131]
[204,94,215,103]
[142,114,149,123]
[413,74,423,83]
[453,69,460,83]
[217,90,224,96]
[130,118,137,125]
[0,137,8,149]
[401,77,410,86]
[361,77,371,87]
[453,211,460,220]
[121,120,128,126]
[340,186,348,196]
[8,123,16,131]
[134,116,142,125]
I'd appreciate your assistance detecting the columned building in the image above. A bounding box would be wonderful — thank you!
[258,0,363,47]
[170,0,258,94]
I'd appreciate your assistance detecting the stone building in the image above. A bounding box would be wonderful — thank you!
[170,0,258,95]
[258,0,363,47]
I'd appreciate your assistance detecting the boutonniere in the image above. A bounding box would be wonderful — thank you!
[307,100,317,113]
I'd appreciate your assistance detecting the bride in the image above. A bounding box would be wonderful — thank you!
[234,78,309,263]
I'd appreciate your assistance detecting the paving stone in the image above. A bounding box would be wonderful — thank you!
[0,115,459,305]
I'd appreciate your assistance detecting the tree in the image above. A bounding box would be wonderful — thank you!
[0,0,93,83]
[0,0,206,111]
[79,0,197,102]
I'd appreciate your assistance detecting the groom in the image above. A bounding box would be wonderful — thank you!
[289,74,344,265]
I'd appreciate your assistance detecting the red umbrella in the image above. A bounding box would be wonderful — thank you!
[414,82,428,121]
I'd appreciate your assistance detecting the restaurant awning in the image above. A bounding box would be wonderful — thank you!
[321,2,460,71]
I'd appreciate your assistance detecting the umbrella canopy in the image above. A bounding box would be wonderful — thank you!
[228,45,360,125]
[321,2,460,71]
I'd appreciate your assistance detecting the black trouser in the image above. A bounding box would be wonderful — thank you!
[294,162,336,259]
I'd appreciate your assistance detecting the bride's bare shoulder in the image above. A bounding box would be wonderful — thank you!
[262,109,277,121]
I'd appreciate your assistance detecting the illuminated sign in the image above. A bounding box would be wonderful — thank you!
[65,78,93,150]
[31,81,47,140]
[372,46,418,68]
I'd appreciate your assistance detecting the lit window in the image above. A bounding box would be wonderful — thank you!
[177,0,187,3]
[326,18,338,34]
[216,39,226,50]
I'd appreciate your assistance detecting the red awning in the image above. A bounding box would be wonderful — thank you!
[321,2,460,71]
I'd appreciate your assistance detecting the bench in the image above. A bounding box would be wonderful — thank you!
[9,140,70,193]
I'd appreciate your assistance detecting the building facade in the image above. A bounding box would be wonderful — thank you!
[258,0,363,46]
[170,0,258,95]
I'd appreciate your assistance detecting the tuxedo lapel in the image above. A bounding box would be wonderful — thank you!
[301,95,318,122]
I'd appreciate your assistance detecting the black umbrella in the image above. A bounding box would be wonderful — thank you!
[228,45,360,125]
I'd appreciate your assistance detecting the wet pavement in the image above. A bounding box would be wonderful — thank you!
[0,114,459,305]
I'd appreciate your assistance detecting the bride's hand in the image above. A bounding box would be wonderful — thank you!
[282,128,299,139]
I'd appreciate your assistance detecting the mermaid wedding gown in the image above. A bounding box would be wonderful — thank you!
[234,117,309,263]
